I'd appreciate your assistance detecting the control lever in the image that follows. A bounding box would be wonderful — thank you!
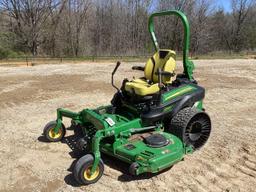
[111,61,121,91]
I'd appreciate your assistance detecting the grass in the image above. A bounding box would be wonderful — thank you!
[0,52,255,66]
[0,56,150,66]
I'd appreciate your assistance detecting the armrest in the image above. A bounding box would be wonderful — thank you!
[132,66,145,71]
[155,68,175,90]
[155,70,175,77]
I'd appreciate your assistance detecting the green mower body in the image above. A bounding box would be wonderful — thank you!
[43,10,211,185]
[57,106,187,175]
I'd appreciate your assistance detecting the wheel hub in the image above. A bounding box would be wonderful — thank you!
[83,166,100,181]
[188,122,202,141]
[49,127,62,139]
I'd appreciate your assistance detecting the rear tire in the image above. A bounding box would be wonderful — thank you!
[168,107,211,150]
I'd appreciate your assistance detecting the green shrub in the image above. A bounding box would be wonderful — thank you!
[0,47,23,59]
[0,47,9,59]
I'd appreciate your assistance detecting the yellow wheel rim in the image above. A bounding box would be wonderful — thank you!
[83,166,100,181]
[48,127,62,139]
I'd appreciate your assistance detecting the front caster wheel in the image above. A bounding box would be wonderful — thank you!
[43,121,66,142]
[73,154,104,185]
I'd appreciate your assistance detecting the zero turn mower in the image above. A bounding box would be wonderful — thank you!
[43,10,211,185]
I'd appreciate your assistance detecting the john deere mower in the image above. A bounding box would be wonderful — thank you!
[43,10,211,185]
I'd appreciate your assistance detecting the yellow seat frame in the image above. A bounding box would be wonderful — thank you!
[125,49,176,96]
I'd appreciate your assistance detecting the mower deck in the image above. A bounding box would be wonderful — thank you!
[101,131,186,175]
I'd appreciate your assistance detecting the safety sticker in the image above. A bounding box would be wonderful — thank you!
[105,117,115,126]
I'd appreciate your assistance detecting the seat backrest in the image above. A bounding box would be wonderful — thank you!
[144,49,176,84]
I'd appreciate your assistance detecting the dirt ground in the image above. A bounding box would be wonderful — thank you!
[0,59,256,192]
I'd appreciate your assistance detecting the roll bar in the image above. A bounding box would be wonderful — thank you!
[148,10,194,80]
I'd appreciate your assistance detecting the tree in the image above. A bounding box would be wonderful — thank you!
[43,0,67,56]
[230,0,255,52]
[66,0,91,56]
[0,0,64,56]
[1,0,256,57]
[208,9,229,52]
[190,0,213,54]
